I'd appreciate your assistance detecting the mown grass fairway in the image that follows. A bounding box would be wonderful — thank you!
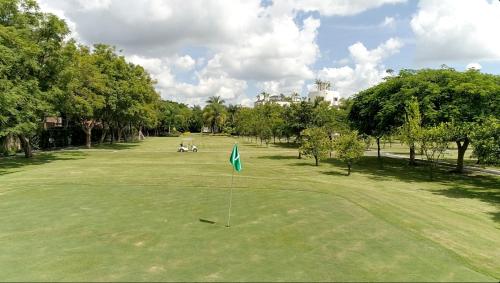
[0,135,499,281]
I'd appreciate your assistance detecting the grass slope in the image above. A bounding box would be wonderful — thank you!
[0,135,499,281]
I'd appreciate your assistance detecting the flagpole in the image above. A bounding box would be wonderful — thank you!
[226,166,235,227]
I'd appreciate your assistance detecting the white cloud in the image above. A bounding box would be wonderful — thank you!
[38,0,409,105]
[126,54,247,104]
[380,16,396,28]
[172,55,196,71]
[411,0,500,62]
[318,38,403,98]
[203,16,320,82]
[466,62,482,71]
[270,0,406,16]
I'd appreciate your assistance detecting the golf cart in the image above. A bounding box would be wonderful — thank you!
[178,138,198,152]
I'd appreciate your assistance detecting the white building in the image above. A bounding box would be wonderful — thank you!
[308,80,340,107]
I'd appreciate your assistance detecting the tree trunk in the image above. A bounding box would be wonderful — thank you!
[110,128,115,144]
[83,127,92,149]
[18,135,33,158]
[456,138,469,173]
[377,137,381,159]
[298,152,302,159]
[100,128,108,144]
[315,156,319,166]
[409,145,416,166]
[347,162,352,176]
[117,128,123,143]
[138,126,145,140]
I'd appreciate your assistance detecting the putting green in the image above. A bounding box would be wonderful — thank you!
[0,135,498,281]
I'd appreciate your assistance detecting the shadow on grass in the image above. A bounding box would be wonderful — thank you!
[322,170,348,177]
[291,162,318,167]
[321,156,500,222]
[0,151,87,176]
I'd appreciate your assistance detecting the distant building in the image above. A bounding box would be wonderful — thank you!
[254,92,301,107]
[42,117,63,129]
[308,80,340,107]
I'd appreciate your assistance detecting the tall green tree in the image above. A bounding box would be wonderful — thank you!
[349,68,499,173]
[203,98,227,134]
[0,0,69,157]
[57,46,106,148]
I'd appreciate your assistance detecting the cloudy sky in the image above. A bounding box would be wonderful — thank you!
[38,0,500,106]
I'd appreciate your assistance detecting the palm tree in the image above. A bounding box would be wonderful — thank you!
[203,103,227,133]
[227,104,240,125]
[315,79,331,91]
[206,96,225,105]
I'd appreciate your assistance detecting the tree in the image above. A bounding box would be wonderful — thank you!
[333,131,365,176]
[419,124,450,179]
[203,102,227,133]
[188,105,204,133]
[0,0,70,157]
[470,116,500,165]
[349,78,403,159]
[399,96,422,165]
[288,101,315,158]
[158,101,191,134]
[349,68,499,173]
[206,96,225,105]
[58,46,106,148]
[300,127,331,166]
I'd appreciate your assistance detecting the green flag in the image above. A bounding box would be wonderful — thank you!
[229,144,242,172]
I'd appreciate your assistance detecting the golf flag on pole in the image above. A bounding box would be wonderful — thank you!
[229,144,242,172]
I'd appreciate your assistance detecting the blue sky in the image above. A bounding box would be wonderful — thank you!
[40,0,500,106]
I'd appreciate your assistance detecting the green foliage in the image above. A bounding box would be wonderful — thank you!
[203,101,227,134]
[349,68,500,172]
[188,105,204,133]
[399,97,422,145]
[300,127,331,166]
[333,131,365,175]
[419,123,450,179]
[0,0,69,156]
[470,116,500,165]
[399,96,422,164]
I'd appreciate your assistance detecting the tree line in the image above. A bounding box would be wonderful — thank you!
[1,0,160,156]
[2,1,498,174]
[175,68,498,175]
[349,68,499,173]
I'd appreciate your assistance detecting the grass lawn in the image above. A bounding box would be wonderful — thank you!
[0,135,499,281]
[373,140,500,171]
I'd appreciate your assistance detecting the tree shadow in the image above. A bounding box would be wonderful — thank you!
[0,151,87,176]
[321,156,500,223]
[291,162,317,167]
[322,170,348,177]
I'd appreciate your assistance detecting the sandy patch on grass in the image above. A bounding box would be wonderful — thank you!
[148,265,165,273]
[206,272,220,280]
